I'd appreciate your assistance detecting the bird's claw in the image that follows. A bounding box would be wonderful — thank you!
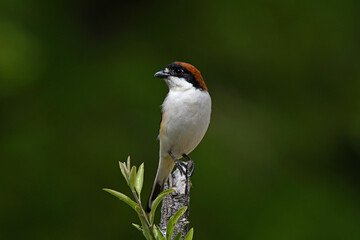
[174,159,187,176]
[182,154,195,177]
[187,160,195,177]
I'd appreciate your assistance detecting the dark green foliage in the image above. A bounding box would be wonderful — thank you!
[1,1,360,239]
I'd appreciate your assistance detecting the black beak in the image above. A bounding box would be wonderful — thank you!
[154,70,170,79]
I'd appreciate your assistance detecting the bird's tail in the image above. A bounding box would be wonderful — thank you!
[146,154,174,214]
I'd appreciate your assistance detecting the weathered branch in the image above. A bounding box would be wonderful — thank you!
[160,160,193,240]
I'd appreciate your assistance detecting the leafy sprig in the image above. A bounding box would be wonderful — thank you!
[103,156,194,240]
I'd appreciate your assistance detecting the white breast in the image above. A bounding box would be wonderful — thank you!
[159,88,211,159]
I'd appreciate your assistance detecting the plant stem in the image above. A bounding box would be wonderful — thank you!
[130,187,156,240]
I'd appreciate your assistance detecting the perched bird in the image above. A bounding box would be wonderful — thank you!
[146,61,211,213]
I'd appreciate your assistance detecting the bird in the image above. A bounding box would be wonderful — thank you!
[146,61,211,213]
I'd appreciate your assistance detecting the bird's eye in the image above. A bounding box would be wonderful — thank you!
[175,68,182,74]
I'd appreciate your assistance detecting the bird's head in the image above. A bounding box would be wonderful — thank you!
[154,62,208,91]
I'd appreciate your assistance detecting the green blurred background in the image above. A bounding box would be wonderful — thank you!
[1,0,360,239]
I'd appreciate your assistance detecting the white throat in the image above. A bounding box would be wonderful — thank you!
[165,76,193,91]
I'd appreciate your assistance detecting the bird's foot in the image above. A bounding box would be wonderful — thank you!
[174,159,187,176]
[168,151,187,176]
[182,154,195,177]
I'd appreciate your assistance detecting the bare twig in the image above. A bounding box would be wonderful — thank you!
[160,160,193,240]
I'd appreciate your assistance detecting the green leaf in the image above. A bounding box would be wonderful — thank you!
[119,161,129,184]
[149,189,175,225]
[135,163,144,196]
[153,225,165,240]
[142,230,153,240]
[127,156,131,172]
[166,206,187,240]
[103,188,140,213]
[132,223,143,232]
[184,228,193,240]
[173,232,182,240]
[129,166,137,189]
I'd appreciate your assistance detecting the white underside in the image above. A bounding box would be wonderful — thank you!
[161,88,211,158]
[156,86,211,183]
